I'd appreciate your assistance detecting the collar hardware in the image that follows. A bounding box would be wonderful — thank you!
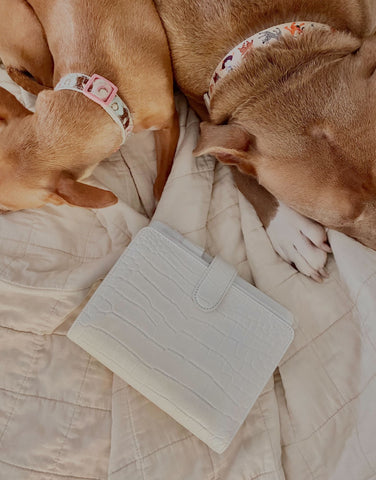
[55,73,133,144]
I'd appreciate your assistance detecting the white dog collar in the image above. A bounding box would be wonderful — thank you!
[204,21,332,110]
[55,73,133,144]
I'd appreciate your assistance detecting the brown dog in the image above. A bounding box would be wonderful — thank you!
[0,0,179,210]
[154,0,376,279]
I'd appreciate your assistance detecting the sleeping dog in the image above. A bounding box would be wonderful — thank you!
[154,0,376,280]
[0,0,179,210]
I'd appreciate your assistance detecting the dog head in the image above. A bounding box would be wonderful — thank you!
[195,31,376,249]
[0,87,118,212]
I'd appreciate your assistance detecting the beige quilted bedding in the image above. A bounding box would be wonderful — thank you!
[1,66,376,480]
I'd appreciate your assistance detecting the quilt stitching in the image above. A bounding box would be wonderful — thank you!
[0,276,92,292]
[296,308,360,407]
[0,324,75,335]
[206,202,240,224]
[91,217,132,244]
[0,239,108,260]
[49,296,66,323]
[0,219,34,277]
[0,335,43,447]
[327,272,359,311]
[356,418,376,477]
[293,442,316,480]
[256,398,283,480]
[263,271,307,295]
[48,218,99,320]
[165,167,216,183]
[126,390,146,480]
[68,216,98,286]
[310,335,350,403]
[280,307,354,365]
[206,446,217,479]
[282,371,376,447]
[353,274,376,355]
[119,150,149,218]
[274,369,298,443]
[109,433,193,476]
[248,471,281,480]
[49,357,93,479]
[0,387,111,412]
[0,458,102,480]
[350,270,376,305]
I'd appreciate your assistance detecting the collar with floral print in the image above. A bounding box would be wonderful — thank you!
[204,21,333,109]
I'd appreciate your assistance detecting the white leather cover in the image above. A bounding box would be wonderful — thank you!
[67,221,294,453]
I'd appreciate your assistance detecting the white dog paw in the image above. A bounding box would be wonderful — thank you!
[266,202,332,282]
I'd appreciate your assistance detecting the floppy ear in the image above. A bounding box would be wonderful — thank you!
[50,174,118,209]
[0,87,30,132]
[193,122,258,176]
[6,67,49,95]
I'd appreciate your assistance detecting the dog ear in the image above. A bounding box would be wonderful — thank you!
[0,87,30,132]
[353,35,376,75]
[6,67,48,95]
[193,122,258,176]
[51,174,118,209]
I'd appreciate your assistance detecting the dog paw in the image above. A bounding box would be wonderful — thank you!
[266,202,332,282]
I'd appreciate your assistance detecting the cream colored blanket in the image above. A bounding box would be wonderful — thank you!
[1,67,376,480]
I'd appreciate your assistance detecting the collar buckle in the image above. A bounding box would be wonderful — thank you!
[83,74,118,107]
[55,73,133,144]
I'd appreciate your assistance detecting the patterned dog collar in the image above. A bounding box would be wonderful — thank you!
[55,73,133,144]
[204,21,332,110]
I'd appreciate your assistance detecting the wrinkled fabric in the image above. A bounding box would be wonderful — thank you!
[0,68,376,480]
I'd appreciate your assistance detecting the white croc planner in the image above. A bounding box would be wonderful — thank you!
[68,221,294,453]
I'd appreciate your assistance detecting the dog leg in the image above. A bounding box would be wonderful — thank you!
[233,168,331,282]
[266,201,332,282]
[0,0,53,93]
[153,110,180,200]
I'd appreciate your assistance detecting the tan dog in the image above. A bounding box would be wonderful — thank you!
[0,0,179,210]
[154,0,376,280]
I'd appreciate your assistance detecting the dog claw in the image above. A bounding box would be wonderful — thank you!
[319,267,329,278]
[321,242,332,253]
[311,272,324,283]
[309,267,329,283]
[266,202,331,281]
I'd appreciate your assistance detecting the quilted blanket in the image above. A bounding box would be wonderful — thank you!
[1,66,376,480]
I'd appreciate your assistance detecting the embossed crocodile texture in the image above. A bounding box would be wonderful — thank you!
[68,222,294,453]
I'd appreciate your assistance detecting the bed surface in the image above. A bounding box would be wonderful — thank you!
[1,66,376,480]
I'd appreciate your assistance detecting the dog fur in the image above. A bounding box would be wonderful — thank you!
[0,0,179,210]
[154,0,376,260]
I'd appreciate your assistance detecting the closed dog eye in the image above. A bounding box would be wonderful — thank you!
[20,69,34,79]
